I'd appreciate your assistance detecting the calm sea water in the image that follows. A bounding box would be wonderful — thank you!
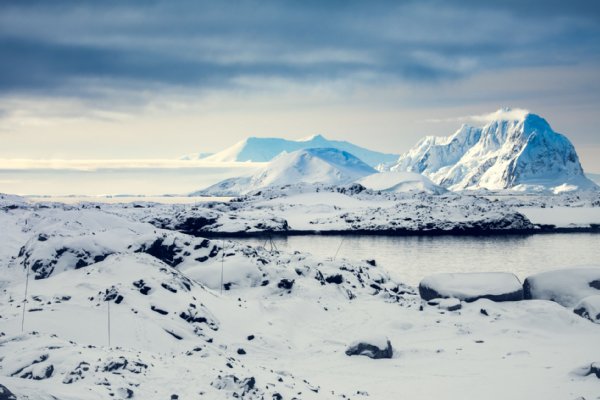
[226,233,600,285]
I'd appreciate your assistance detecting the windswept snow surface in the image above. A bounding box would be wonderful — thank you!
[195,148,376,196]
[1,195,600,399]
[356,171,447,194]
[185,134,399,167]
[389,108,598,193]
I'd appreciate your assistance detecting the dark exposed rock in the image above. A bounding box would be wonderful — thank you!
[133,280,151,295]
[585,363,600,378]
[179,311,207,324]
[277,279,294,290]
[151,306,169,315]
[161,283,178,293]
[137,238,183,267]
[165,330,183,340]
[345,339,393,359]
[0,384,17,400]
[175,217,218,234]
[325,274,344,284]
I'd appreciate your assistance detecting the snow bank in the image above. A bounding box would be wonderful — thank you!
[419,272,524,302]
[523,267,600,307]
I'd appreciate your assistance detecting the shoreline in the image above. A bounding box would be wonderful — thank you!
[187,224,600,238]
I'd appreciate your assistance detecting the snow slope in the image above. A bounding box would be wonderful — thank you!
[356,171,447,194]
[194,148,376,196]
[1,200,600,399]
[389,108,598,192]
[187,134,398,167]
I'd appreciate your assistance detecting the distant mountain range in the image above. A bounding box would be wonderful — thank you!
[182,134,399,167]
[190,108,598,195]
[387,108,597,193]
[193,148,376,196]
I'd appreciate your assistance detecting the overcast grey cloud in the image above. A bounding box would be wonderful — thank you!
[0,0,599,172]
[1,0,599,95]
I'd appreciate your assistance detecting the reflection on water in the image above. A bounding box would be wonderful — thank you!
[227,233,600,285]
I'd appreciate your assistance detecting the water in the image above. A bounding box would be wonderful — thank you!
[226,233,600,285]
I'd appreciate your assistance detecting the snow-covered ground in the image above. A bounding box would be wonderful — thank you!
[519,207,600,228]
[126,185,600,235]
[1,193,600,399]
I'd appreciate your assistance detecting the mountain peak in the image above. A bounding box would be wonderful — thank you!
[301,134,327,142]
[390,109,596,192]
[195,147,376,195]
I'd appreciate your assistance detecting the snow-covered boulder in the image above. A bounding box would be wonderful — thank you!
[345,336,393,359]
[523,267,600,307]
[419,272,524,302]
[573,295,600,324]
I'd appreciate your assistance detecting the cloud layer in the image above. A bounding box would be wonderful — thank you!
[1,0,599,97]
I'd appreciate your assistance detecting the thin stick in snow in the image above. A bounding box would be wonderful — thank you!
[333,237,345,261]
[21,263,30,332]
[106,290,111,347]
[220,239,225,295]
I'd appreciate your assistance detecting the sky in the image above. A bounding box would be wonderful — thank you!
[1,0,600,173]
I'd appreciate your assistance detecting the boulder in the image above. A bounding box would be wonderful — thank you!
[419,272,523,302]
[573,295,600,324]
[523,267,600,307]
[345,336,393,359]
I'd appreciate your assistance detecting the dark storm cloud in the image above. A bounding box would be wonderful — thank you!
[1,0,599,97]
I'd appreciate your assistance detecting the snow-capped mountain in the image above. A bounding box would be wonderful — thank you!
[194,148,376,196]
[389,108,597,193]
[185,134,398,167]
[356,171,447,194]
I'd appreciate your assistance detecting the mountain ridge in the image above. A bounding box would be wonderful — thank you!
[184,134,399,167]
